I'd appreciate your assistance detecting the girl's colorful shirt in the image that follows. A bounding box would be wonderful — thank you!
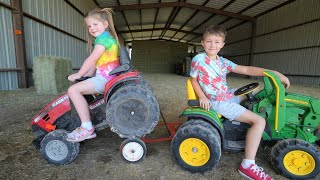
[190,52,237,101]
[94,31,119,79]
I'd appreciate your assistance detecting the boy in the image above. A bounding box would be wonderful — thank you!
[190,25,290,180]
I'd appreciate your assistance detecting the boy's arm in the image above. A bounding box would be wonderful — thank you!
[190,77,211,111]
[232,65,290,89]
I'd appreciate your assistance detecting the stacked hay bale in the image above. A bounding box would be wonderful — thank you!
[33,56,73,94]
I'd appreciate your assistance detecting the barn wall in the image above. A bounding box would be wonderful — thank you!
[253,0,320,84]
[0,0,97,90]
[131,40,188,73]
[0,0,18,90]
[223,0,320,85]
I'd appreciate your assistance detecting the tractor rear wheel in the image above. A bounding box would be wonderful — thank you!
[270,138,320,179]
[171,120,221,173]
[106,84,159,138]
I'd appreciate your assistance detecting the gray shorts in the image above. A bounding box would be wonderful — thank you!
[210,89,246,120]
[87,74,113,94]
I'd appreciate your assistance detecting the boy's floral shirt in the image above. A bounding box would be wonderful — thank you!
[190,52,237,101]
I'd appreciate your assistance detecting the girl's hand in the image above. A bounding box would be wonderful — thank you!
[199,96,211,111]
[68,73,82,82]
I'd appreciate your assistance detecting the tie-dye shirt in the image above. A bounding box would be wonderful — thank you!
[94,31,119,79]
[190,52,237,101]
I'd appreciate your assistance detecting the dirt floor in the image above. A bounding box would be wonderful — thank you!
[0,73,320,180]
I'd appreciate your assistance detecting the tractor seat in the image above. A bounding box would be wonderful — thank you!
[186,79,222,117]
[109,46,134,76]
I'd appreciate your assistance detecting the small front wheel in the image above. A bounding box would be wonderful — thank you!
[40,129,80,165]
[120,138,146,163]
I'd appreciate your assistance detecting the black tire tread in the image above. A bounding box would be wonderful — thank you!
[106,84,160,138]
[171,122,221,173]
[270,138,320,179]
[40,129,80,165]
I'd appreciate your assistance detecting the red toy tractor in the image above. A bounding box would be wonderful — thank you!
[31,46,160,165]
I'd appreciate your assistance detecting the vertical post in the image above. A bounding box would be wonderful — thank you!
[11,0,28,88]
[249,21,256,67]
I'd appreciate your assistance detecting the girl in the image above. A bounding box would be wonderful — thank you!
[66,8,120,142]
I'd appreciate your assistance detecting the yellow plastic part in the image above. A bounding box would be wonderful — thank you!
[186,79,198,100]
[179,138,210,167]
[283,150,315,176]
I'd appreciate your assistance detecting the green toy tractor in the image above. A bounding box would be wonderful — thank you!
[171,71,320,179]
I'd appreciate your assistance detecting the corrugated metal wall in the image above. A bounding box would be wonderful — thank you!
[0,0,97,90]
[0,0,19,90]
[223,0,320,85]
[254,0,320,84]
[22,0,91,71]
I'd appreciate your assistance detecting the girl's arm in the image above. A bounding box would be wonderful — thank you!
[232,65,290,89]
[83,66,96,77]
[68,44,105,81]
[190,77,211,111]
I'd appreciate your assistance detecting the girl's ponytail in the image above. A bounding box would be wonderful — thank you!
[101,8,119,47]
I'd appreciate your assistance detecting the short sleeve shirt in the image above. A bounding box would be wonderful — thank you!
[94,31,119,78]
[190,52,237,101]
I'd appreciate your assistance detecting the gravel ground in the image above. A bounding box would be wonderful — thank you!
[0,73,319,180]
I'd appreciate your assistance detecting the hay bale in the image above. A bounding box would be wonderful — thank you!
[33,56,73,94]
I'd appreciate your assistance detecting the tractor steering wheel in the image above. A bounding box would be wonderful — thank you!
[234,83,259,102]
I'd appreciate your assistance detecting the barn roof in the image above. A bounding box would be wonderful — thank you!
[94,0,295,47]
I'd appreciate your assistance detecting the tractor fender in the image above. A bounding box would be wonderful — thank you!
[104,71,141,102]
[180,107,225,141]
[31,94,71,132]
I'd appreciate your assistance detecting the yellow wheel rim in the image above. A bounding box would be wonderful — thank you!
[179,138,210,167]
[283,150,316,176]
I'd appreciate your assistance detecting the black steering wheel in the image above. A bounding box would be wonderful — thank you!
[234,83,259,102]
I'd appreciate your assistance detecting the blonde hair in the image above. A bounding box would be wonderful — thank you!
[85,8,119,50]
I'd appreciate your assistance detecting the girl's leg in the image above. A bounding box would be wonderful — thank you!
[68,80,96,123]
[66,80,98,142]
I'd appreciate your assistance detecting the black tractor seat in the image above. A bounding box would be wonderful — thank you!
[109,46,134,76]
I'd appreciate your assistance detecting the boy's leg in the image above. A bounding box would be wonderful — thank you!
[236,110,272,180]
[235,109,266,160]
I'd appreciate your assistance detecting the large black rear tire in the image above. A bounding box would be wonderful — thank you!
[171,120,221,173]
[106,84,159,138]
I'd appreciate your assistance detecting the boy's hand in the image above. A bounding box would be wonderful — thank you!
[277,72,290,89]
[68,73,82,82]
[199,96,211,111]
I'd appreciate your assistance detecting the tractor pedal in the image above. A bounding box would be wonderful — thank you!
[224,140,245,152]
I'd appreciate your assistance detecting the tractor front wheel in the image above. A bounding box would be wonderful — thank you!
[171,120,221,173]
[40,129,80,165]
[270,138,320,179]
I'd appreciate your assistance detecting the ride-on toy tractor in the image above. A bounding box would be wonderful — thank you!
[31,46,160,165]
[171,71,320,179]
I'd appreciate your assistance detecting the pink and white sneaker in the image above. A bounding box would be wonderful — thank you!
[238,164,273,180]
[66,127,96,142]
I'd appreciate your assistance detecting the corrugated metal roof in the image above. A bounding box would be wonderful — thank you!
[95,0,293,46]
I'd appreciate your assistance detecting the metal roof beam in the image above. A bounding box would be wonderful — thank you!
[111,2,255,21]
[119,27,201,36]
